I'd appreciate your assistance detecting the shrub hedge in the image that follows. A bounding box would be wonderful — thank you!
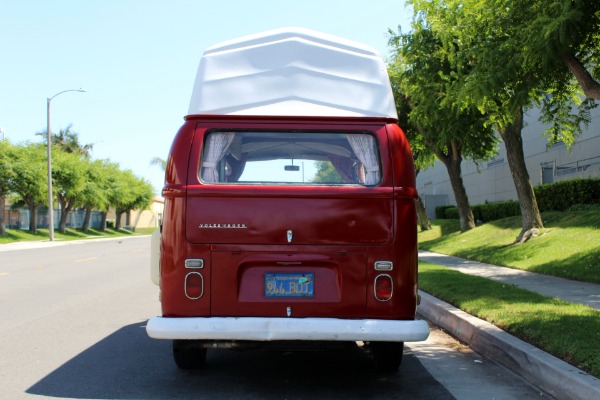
[435,205,456,219]
[472,201,521,222]
[534,178,600,212]
[444,207,459,219]
[433,178,600,222]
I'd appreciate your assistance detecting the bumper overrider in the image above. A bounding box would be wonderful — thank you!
[146,317,430,342]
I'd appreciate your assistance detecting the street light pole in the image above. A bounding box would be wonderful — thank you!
[46,88,85,241]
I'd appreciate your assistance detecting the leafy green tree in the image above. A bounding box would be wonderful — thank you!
[407,0,598,241]
[98,161,123,231]
[80,159,112,232]
[388,24,497,232]
[389,63,436,230]
[111,169,154,229]
[11,143,47,233]
[0,140,16,235]
[507,0,600,100]
[52,149,87,233]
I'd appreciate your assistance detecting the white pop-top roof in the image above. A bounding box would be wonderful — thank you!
[188,27,398,118]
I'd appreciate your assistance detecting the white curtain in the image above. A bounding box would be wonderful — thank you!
[201,132,235,182]
[347,134,380,185]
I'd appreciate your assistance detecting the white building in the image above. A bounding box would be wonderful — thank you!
[417,107,600,218]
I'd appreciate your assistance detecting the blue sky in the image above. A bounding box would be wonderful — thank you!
[0,0,412,194]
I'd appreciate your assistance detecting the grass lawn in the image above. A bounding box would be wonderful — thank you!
[419,262,600,378]
[418,209,600,284]
[0,227,156,244]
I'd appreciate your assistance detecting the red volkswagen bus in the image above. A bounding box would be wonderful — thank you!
[147,27,429,372]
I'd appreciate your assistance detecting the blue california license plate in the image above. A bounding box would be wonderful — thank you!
[264,273,314,298]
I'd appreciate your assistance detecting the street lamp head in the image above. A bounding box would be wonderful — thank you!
[49,88,87,101]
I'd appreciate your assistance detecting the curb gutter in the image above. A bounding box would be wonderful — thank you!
[418,290,600,400]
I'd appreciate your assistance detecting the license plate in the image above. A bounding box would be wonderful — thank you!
[264,273,314,298]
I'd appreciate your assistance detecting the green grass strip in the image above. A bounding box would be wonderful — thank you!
[0,227,156,244]
[419,261,600,378]
[418,210,600,284]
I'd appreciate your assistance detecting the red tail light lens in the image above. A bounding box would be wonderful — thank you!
[185,272,204,300]
[374,274,393,302]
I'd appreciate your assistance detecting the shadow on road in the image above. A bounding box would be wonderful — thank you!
[27,321,453,399]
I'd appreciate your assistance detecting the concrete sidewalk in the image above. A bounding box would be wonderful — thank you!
[417,250,600,400]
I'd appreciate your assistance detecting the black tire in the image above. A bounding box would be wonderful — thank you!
[370,342,404,372]
[172,340,207,370]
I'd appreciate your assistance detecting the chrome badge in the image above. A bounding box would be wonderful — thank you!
[198,223,247,229]
[287,230,293,243]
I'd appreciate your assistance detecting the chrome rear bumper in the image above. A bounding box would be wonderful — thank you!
[146,316,429,342]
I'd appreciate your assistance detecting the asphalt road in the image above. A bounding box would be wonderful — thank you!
[0,236,550,399]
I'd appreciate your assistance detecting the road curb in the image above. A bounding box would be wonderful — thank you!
[417,290,600,400]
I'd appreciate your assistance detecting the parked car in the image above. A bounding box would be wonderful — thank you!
[147,27,429,372]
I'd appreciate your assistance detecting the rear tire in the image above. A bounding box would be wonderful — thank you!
[370,341,403,372]
[173,340,207,370]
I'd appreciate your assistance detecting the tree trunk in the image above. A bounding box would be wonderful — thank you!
[58,197,69,233]
[0,195,6,236]
[82,207,92,232]
[414,169,431,231]
[100,212,107,231]
[416,195,432,231]
[115,210,123,229]
[499,108,544,242]
[436,141,475,232]
[59,204,75,233]
[28,203,37,233]
[563,53,600,100]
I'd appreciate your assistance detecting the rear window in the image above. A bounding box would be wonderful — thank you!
[199,131,381,186]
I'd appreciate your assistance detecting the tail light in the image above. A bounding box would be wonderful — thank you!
[374,274,393,302]
[185,272,204,300]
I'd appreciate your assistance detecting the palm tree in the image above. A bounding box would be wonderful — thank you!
[37,124,93,158]
[150,157,167,171]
